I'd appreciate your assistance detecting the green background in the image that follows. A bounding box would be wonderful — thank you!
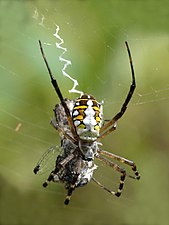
[0,1,169,225]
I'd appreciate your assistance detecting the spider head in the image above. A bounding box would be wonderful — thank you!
[72,94,103,141]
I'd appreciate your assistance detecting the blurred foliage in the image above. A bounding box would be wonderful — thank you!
[0,0,169,225]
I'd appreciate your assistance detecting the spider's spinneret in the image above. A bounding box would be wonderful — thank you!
[72,94,103,141]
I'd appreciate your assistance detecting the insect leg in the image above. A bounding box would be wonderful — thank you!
[43,153,74,187]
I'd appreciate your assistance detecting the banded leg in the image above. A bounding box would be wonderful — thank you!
[96,154,126,197]
[64,173,79,205]
[99,41,136,139]
[43,153,74,187]
[92,177,118,196]
[42,168,59,187]
[64,158,81,205]
[98,149,140,180]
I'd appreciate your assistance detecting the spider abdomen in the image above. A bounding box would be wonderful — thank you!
[72,94,103,141]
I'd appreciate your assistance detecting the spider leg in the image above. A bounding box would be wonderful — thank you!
[98,123,117,140]
[64,158,81,205]
[38,40,78,140]
[92,177,116,195]
[64,173,79,205]
[42,153,74,187]
[96,154,126,197]
[99,41,136,139]
[98,149,140,180]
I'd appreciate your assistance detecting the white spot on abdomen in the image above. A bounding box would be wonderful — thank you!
[83,103,96,126]
[72,110,79,116]
[74,120,81,127]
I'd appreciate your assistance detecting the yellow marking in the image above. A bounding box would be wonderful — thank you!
[74,115,84,120]
[92,106,100,111]
[96,116,101,122]
[76,98,97,102]
[77,124,86,129]
[117,189,122,193]
[74,105,88,110]
[94,125,100,131]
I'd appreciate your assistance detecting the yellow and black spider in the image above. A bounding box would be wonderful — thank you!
[34,40,140,205]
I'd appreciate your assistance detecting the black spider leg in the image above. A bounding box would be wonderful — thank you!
[98,149,140,180]
[64,173,79,205]
[99,41,136,139]
[38,40,78,141]
[43,153,74,187]
[95,154,126,197]
[64,158,81,205]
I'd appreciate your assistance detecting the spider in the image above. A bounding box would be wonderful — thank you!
[33,40,140,205]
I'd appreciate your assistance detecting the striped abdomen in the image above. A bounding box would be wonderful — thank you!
[72,94,103,141]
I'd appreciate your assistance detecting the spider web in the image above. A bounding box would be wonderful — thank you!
[0,2,169,225]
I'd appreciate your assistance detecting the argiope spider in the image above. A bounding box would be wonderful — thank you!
[34,40,140,205]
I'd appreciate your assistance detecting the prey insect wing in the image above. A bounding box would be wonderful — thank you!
[33,146,62,175]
